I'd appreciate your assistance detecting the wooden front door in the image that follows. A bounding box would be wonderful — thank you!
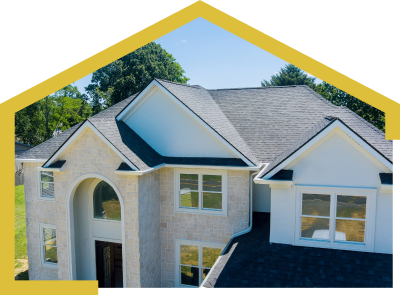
[95,241,123,288]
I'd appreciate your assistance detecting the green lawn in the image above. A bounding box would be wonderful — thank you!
[15,185,29,280]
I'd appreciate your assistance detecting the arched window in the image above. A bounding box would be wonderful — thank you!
[93,181,121,221]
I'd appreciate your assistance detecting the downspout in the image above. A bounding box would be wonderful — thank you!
[200,163,267,288]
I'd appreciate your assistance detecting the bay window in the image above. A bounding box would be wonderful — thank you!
[295,187,376,251]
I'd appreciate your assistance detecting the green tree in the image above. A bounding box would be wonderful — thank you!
[86,42,189,114]
[261,64,316,88]
[15,85,92,146]
[262,64,385,131]
[315,82,385,131]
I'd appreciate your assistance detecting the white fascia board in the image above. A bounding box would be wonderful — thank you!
[380,184,393,193]
[117,79,255,167]
[44,121,138,171]
[253,176,293,188]
[36,165,66,173]
[115,163,263,176]
[263,120,393,179]
[15,158,47,163]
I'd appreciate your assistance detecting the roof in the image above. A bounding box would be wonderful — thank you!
[16,79,392,171]
[15,142,33,148]
[204,212,392,288]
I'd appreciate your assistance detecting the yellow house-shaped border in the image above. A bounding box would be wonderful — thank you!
[1,1,397,294]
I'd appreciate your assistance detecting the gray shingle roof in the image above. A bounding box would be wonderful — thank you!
[17,79,392,172]
[208,85,392,164]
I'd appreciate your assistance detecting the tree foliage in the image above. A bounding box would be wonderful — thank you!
[15,85,92,146]
[261,64,385,131]
[86,42,189,114]
[261,64,316,88]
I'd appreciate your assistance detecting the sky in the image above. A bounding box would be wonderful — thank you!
[72,18,320,95]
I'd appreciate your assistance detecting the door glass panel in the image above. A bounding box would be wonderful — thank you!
[335,219,365,243]
[336,195,366,219]
[202,175,222,192]
[302,194,330,217]
[202,268,210,281]
[93,181,121,221]
[301,217,330,239]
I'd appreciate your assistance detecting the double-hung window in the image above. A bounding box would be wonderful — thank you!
[39,171,55,199]
[175,240,224,287]
[295,186,376,251]
[175,169,227,216]
[39,223,58,268]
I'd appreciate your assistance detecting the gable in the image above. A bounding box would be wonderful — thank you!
[286,129,391,187]
[122,86,240,159]
[44,122,138,171]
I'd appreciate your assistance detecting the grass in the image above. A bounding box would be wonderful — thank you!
[15,185,29,280]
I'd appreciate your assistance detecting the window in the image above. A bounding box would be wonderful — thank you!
[175,169,227,216]
[175,240,224,287]
[39,224,57,268]
[295,187,376,251]
[40,171,54,198]
[93,181,121,221]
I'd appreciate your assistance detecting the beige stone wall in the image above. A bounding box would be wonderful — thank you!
[159,168,250,287]
[138,172,162,287]
[24,127,142,286]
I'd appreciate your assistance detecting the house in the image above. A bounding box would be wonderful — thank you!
[15,141,33,172]
[15,78,393,288]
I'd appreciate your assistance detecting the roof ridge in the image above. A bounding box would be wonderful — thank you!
[154,78,202,89]
[207,85,306,91]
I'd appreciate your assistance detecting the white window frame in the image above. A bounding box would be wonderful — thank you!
[39,223,58,269]
[174,168,228,216]
[174,239,225,288]
[294,186,377,252]
[36,169,55,201]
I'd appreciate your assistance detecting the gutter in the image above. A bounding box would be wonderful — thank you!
[115,163,264,176]
[200,163,267,288]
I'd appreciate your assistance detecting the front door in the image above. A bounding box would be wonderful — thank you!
[95,241,123,288]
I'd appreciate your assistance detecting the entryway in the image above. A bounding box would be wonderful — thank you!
[95,241,123,288]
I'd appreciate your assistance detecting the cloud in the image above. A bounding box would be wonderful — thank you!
[181,40,187,43]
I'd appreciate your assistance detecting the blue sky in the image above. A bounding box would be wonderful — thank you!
[73,18,319,94]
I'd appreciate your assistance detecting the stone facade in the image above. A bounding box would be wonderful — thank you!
[23,127,251,287]
[159,168,250,287]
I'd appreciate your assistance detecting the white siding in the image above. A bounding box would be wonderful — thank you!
[253,183,271,212]
[269,132,392,253]
[124,89,237,158]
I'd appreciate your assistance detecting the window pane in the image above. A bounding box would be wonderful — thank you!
[336,195,366,219]
[180,191,199,208]
[301,217,330,239]
[302,194,330,217]
[41,171,54,182]
[335,219,365,243]
[203,193,222,210]
[41,182,54,197]
[93,181,121,221]
[45,246,58,264]
[43,228,57,246]
[202,247,222,268]
[181,265,199,286]
[203,268,210,281]
[202,175,222,192]
[180,174,198,191]
[180,245,199,266]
